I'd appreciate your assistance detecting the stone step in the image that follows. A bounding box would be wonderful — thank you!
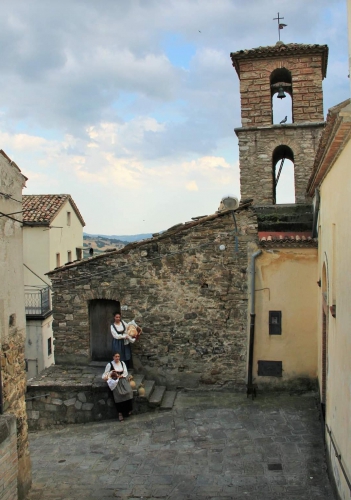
[148,385,166,407]
[143,379,155,400]
[160,390,177,411]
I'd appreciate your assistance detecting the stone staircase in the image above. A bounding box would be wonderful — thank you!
[124,372,177,414]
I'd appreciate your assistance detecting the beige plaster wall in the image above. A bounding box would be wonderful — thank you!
[0,153,31,499]
[318,137,351,500]
[25,315,53,379]
[253,247,318,388]
[49,200,84,271]
[23,199,83,287]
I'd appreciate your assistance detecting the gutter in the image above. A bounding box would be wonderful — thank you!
[247,249,262,399]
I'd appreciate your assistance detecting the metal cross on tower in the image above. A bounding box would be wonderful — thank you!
[273,13,287,41]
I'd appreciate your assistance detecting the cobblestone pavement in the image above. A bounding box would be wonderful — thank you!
[27,391,334,500]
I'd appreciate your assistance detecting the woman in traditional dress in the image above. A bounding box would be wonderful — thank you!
[102,352,133,421]
[110,312,135,368]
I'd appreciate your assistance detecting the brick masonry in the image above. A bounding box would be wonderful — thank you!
[50,209,258,390]
[231,43,327,206]
[231,48,326,127]
[0,414,18,500]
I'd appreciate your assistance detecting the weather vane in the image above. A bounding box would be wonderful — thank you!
[273,13,287,41]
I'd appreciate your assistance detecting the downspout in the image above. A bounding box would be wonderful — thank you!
[312,188,320,239]
[247,249,262,399]
[0,354,3,414]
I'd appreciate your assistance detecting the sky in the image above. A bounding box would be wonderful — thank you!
[0,0,349,235]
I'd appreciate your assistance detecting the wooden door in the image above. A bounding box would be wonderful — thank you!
[89,299,120,361]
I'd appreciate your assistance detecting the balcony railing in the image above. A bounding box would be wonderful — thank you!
[25,286,51,317]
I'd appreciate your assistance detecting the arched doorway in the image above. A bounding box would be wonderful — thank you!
[272,145,295,204]
[89,299,120,361]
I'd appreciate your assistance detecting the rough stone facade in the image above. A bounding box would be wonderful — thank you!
[236,124,324,204]
[0,150,31,499]
[0,414,18,500]
[49,208,258,389]
[231,43,327,205]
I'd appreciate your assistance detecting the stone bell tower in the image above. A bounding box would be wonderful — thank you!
[231,42,328,205]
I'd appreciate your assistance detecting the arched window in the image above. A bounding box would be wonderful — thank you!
[272,145,295,204]
[270,68,293,125]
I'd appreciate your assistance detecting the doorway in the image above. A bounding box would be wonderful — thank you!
[89,299,120,361]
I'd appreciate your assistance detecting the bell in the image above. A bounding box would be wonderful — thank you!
[277,86,286,99]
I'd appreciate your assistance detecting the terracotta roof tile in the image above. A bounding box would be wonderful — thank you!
[230,42,328,78]
[22,194,85,226]
[258,231,316,247]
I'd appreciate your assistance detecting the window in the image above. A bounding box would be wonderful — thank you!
[56,253,60,267]
[269,311,282,335]
[67,251,72,262]
[67,211,71,226]
[76,248,82,260]
[47,337,52,356]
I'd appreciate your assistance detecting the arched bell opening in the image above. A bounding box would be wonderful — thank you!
[272,145,295,204]
[270,67,293,125]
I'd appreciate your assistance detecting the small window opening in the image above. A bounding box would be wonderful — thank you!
[67,251,72,262]
[269,311,282,335]
[272,145,295,204]
[9,314,16,327]
[67,212,71,226]
[56,253,61,267]
[76,248,82,260]
[270,68,293,125]
[48,337,52,356]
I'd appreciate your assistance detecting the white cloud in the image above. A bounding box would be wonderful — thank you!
[186,181,198,191]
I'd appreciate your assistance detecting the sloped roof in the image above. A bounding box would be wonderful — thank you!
[22,194,85,226]
[230,41,328,78]
[47,200,254,275]
[307,99,351,194]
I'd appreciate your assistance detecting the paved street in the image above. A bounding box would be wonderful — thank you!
[27,391,334,500]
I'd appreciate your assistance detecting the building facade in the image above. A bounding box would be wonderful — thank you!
[307,99,351,500]
[22,194,85,378]
[0,150,31,499]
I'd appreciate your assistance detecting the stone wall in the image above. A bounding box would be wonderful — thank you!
[26,386,116,431]
[0,151,31,499]
[50,209,258,389]
[236,52,325,127]
[236,124,324,205]
[0,414,18,500]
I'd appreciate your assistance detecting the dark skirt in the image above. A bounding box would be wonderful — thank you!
[115,398,133,416]
[111,338,132,362]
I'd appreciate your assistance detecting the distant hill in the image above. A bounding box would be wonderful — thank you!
[84,232,153,242]
[83,232,155,257]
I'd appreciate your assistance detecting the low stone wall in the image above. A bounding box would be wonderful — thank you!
[26,384,116,431]
[0,414,18,500]
[26,366,152,431]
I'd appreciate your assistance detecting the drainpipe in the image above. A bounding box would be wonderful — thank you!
[312,188,320,238]
[247,249,262,399]
[0,355,3,414]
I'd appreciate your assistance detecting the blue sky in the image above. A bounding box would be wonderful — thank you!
[0,0,349,234]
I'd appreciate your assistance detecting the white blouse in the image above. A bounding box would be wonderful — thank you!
[102,360,128,390]
[110,321,136,345]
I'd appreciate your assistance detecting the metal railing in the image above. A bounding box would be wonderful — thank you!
[25,286,51,316]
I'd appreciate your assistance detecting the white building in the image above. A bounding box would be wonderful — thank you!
[22,194,85,378]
